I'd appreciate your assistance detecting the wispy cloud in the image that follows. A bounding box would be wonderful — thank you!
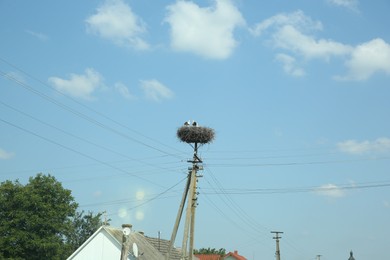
[275,53,305,77]
[140,79,174,102]
[0,148,14,160]
[250,10,390,81]
[314,183,345,198]
[115,82,136,100]
[165,0,245,59]
[86,0,149,50]
[48,68,104,100]
[326,0,359,12]
[337,138,390,154]
[26,30,49,41]
[250,10,322,37]
[3,71,26,84]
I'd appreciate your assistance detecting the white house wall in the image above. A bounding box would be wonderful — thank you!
[68,228,129,260]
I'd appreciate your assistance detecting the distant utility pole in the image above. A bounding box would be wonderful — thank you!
[316,254,322,260]
[271,231,283,260]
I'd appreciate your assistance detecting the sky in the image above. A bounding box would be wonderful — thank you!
[0,0,390,259]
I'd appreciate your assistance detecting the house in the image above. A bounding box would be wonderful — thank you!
[194,254,223,260]
[67,225,184,260]
[194,250,247,260]
[224,250,247,260]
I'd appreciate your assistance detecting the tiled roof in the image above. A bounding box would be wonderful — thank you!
[144,235,182,260]
[104,226,184,260]
[104,226,164,260]
[224,250,247,260]
[195,254,223,260]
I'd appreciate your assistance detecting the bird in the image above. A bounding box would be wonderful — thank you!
[184,121,190,126]
[192,121,198,127]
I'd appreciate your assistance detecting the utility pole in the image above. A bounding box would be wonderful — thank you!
[166,121,214,260]
[271,231,283,260]
[180,142,202,260]
[316,255,322,260]
[120,224,132,260]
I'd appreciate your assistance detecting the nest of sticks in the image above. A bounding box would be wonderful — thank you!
[177,125,215,144]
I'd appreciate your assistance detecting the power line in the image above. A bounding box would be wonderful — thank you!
[0,69,184,159]
[199,181,390,195]
[203,155,390,168]
[0,117,167,187]
[0,57,184,156]
[0,100,184,175]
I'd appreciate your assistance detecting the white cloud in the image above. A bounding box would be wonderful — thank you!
[314,184,345,198]
[250,10,390,80]
[326,0,359,11]
[275,53,305,77]
[48,68,103,100]
[26,30,49,41]
[86,0,149,50]
[273,25,352,60]
[251,11,351,60]
[338,138,390,154]
[140,79,174,102]
[115,82,135,100]
[250,10,322,37]
[336,38,390,81]
[165,0,245,59]
[0,148,14,160]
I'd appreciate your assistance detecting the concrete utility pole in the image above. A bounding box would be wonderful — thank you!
[166,121,214,260]
[120,224,132,260]
[271,231,283,260]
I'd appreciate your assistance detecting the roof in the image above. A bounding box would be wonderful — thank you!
[194,254,223,260]
[143,235,182,260]
[224,250,247,260]
[104,226,164,260]
[68,225,196,260]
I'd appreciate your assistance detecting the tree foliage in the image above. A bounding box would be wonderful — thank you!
[194,247,226,256]
[0,174,106,259]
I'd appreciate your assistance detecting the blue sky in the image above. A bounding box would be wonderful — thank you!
[1,0,390,259]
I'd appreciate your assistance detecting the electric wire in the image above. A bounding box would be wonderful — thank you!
[0,57,185,157]
[0,100,184,176]
[0,69,184,160]
[200,181,390,195]
[104,175,187,217]
[204,156,390,168]
[0,117,168,187]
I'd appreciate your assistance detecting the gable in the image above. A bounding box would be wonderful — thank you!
[67,227,124,260]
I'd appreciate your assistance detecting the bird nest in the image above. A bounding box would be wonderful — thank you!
[177,125,215,144]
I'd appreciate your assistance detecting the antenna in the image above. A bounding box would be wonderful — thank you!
[133,243,139,258]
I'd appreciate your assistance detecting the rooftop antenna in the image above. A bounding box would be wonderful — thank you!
[133,243,139,258]
[166,121,215,260]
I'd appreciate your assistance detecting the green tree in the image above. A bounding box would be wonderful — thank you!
[66,210,107,251]
[0,174,106,260]
[194,247,226,256]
